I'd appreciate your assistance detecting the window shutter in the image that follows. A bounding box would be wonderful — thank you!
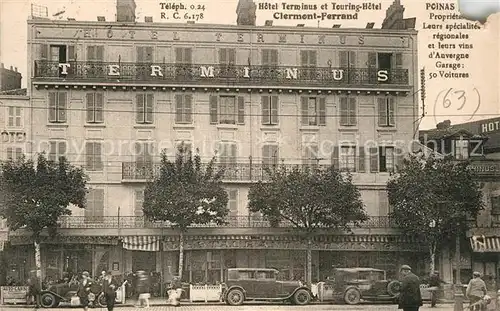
[300,51,308,66]
[237,96,245,125]
[58,92,67,122]
[339,97,348,126]
[175,95,183,123]
[95,189,105,218]
[86,143,93,169]
[49,142,57,158]
[377,98,387,126]
[67,45,76,61]
[96,46,104,61]
[40,44,48,60]
[349,51,356,67]
[219,49,227,64]
[262,145,271,164]
[209,95,218,124]
[358,147,365,172]
[87,46,95,61]
[332,145,339,168]
[146,94,154,123]
[261,96,270,125]
[95,143,103,170]
[58,142,67,158]
[86,93,94,122]
[145,47,153,62]
[136,94,144,123]
[349,97,357,125]
[95,93,104,122]
[229,49,236,64]
[394,53,403,69]
[368,52,377,68]
[137,46,144,62]
[271,96,278,124]
[6,148,12,160]
[339,51,348,68]
[49,92,56,122]
[229,190,238,216]
[184,48,192,64]
[318,97,326,125]
[300,97,308,125]
[175,48,183,63]
[261,49,269,65]
[309,51,317,66]
[230,144,237,164]
[185,95,193,123]
[388,97,395,126]
[270,50,278,65]
[369,147,379,172]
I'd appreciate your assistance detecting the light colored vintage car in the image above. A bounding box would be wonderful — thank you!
[221,268,312,306]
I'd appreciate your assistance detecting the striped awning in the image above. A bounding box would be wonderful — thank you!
[121,236,161,252]
[470,235,500,252]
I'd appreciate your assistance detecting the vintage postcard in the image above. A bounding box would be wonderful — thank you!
[0,0,498,310]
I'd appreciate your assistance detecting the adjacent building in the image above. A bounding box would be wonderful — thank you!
[420,118,500,287]
[4,0,428,286]
[0,64,22,93]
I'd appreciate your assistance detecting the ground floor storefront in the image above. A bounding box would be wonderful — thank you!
[1,233,429,288]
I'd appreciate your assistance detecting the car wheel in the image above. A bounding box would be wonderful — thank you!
[344,288,361,305]
[226,288,245,306]
[40,293,58,308]
[387,280,402,297]
[293,289,311,305]
[97,293,107,307]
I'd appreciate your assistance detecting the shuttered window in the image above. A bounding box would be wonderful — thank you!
[339,97,357,126]
[219,48,236,65]
[136,46,153,62]
[6,147,23,161]
[134,190,145,217]
[377,97,395,127]
[262,145,279,166]
[48,141,67,162]
[87,46,104,61]
[85,189,105,223]
[261,96,279,125]
[175,47,192,64]
[219,143,237,166]
[339,51,356,68]
[339,146,356,172]
[7,106,22,128]
[86,93,104,123]
[175,94,193,124]
[300,97,326,126]
[136,94,154,124]
[48,92,67,123]
[262,49,278,66]
[85,142,103,171]
[209,96,245,125]
[227,189,238,217]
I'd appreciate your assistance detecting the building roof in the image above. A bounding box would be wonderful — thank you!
[421,117,500,152]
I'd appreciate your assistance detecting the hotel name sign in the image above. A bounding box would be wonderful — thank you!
[56,63,393,82]
[34,26,410,48]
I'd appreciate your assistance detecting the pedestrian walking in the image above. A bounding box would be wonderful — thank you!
[135,270,151,308]
[466,271,487,311]
[76,271,94,311]
[428,270,443,307]
[102,271,119,311]
[398,265,423,311]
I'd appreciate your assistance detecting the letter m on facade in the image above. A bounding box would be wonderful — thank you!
[200,66,215,78]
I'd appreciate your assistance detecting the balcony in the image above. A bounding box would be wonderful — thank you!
[33,61,410,87]
[122,162,336,182]
[57,215,397,229]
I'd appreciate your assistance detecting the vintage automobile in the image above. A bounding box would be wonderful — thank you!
[322,268,401,305]
[221,268,312,306]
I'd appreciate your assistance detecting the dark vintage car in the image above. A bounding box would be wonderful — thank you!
[40,279,104,308]
[222,268,312,306]
[322,268,401,305]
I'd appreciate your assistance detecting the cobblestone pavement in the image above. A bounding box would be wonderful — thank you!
[0,304,457,311]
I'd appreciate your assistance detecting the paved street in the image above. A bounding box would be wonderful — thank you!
[0,304,457,311]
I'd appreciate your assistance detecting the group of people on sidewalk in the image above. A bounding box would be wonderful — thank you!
[397,265,492,311]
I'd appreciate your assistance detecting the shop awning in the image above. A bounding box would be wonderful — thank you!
[470,235,500,252]
[121,236,160,252]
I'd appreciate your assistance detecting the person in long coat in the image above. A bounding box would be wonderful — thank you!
[135,270,151,308]
[76,271,94,311]
[102,271,119,311]
[398,265,423,311]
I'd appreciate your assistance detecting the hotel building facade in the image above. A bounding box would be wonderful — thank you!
[4,0,436,286]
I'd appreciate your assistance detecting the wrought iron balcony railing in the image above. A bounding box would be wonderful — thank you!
[33,61,410,86]
[56,215,398,229]
[122,162,343,181]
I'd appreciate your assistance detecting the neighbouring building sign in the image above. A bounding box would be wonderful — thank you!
[468,162,500,177]
[1,131,26,143]
[56,63,393,82]
[480,118,500,134]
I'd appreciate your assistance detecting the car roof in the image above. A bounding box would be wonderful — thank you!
[333,268,385,273]
[228,268,279,272]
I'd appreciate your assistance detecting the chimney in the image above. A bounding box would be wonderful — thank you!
[381,0,406,29]
[436,120,452,130]
[14,67,17,72]
[116,0,136,22]
[10,66,13,70]
[144,16,153,22]
[236,0,256,26]
[97,16,106,21]
[0,63,3,68]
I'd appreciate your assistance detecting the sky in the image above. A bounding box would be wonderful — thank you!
[0,0,499,130]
